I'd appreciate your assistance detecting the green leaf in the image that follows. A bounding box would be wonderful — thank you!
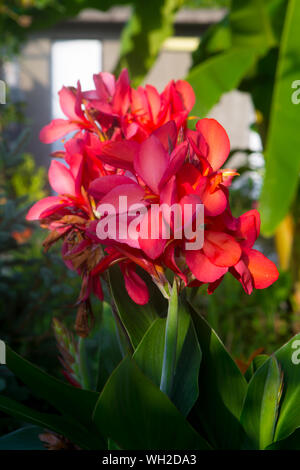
[5,346,100,429]
[108,265,161,349]
[92,356,211,450]
[266,427,300,450]
[273,332,300,441]
[115,0,183,86]
[133,301,201,416]
[0,426,45,450]
[187,47,258,117]
[188,301,247,449]
[0,394,102,450]
[244,354,270,382]
[187,0,279,117]
[96,302,123,392]
[240,356,282,449]
[230,0,277,49]
[260,0,300,234]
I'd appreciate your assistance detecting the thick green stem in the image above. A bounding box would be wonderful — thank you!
[160,278,179,396]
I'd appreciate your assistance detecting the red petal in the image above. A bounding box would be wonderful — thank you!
[196,118,230,171]
[138,207,166,259]
[247,249,279,289]
[49,160,76,196]
[97,183,145,214]
[202,186,228,217]
[203,231,241,267]
[98,141,138,171]
[89,175,136,200]
[134,134,169,194]
[237,209,260,250]
[159,141,188,188]
[122,265,149,305]
[26,196,65,220]
[152,121,177,152]
[39,119,80,144]
[185,250,228,283]
[175,80,195,112]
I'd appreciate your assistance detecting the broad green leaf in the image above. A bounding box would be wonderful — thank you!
[93,356,211,450]
[273,332,300,441]
[95,302,123,392]
[230,0,277,49]
[244,354,270,382]
[5,346,103,439]
[134,301,201,416]
[115,0,183,86]
[240,356,282,449]
[187,0,278,117]
[0,426,45,450]
[260,0,300,234]
[188,301,247,449]
[266,427,300,449]
[187,47,258,117]
[108,265,161,349]
[0,394,102,450]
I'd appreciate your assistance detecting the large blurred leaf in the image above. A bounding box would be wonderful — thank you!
[0,426,45,450]
[259,0,300,235]
[240,356,282,449]
[187,0,279,117]
[187,48,258,117]
[92,356,211,450]
[108,265,162,349]
[188,301,247,449]
[115,0,183,86]
[133,300,201,416]
[273,332,300,441]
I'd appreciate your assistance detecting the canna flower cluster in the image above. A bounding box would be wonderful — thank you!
[27,69,279,333]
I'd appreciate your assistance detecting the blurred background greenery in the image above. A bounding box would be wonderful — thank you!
[0,0,300,435]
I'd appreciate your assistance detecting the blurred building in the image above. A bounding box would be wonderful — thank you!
[4,7,255,167]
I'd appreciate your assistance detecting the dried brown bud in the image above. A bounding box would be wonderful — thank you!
[75,301,94,338]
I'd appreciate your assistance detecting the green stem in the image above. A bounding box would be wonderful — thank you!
[160,278,179,396]
[78,337,90,390]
